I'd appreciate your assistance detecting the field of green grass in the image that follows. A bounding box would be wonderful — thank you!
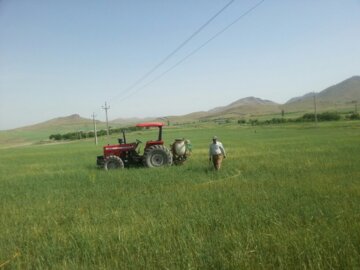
[0,123,108,149]
[1,122,360,269]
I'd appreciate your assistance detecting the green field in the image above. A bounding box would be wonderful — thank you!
[0,122,108,149]
[1,122,360,269]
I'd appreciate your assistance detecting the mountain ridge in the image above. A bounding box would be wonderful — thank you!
[283,76,360,112]
[209,96,279,114]
[2,76,360,132]
[14,114,98,131]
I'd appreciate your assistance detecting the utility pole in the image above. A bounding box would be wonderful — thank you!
[313,92,318,126]
[92,113,98,145]
[102,102,110,138]
[160,117,170,126]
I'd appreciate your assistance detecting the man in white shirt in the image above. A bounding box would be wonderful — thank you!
[209,136,226,170]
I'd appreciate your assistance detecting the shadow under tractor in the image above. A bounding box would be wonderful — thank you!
[97,122,191,170]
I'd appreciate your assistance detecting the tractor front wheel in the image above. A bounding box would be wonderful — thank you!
[143,145,173,168]
[104,155,124,170]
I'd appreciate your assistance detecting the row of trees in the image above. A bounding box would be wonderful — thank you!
[346,112,360,120]
[49,130,107,141]
[49,126,141,141]
[49,112,359,141]
[238,112,360,126]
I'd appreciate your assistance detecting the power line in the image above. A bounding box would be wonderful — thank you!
[111,0,235,101]
[117,0,266,103]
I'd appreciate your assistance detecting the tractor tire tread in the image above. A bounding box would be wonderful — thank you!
[143,145,173,168]
[104,155,124,170]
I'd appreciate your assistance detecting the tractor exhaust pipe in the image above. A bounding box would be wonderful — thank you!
[159,126,162,141]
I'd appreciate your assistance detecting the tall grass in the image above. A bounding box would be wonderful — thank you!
[0,122,359,269]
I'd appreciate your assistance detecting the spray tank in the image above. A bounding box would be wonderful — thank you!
[170,138,192,165]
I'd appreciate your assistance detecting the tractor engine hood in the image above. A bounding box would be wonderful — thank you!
[103,143,136,157]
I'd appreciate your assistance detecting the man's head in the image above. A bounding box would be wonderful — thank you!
[212,136,218,142]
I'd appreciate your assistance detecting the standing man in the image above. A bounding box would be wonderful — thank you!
[209,136,226,170]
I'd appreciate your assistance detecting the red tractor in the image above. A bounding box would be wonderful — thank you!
[97,122,190,170]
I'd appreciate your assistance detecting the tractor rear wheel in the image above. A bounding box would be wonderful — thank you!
[143,145,173,168]
[104,155,124,170]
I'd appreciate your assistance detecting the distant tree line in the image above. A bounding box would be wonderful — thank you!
[238,111,360,126]
[49,126,140,141]
[49,112,360,141]
[346,112,360,120]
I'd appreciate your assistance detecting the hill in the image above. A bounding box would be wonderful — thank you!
[209,96,278,113]
[166,97,281,123]
[0,114,106,148]
[17,114,100,132]
[284,76,360,112]
[205,96,280,118]
[1,76,359,147]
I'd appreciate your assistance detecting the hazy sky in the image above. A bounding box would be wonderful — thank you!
[1,0,359,130]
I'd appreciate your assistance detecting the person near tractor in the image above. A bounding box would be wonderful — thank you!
[209,136,226,170]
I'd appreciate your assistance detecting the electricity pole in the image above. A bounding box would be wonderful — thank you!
[313,92,318,126]
[92,113,98,145]
[160,117,170,126]
[102,102,110,138]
